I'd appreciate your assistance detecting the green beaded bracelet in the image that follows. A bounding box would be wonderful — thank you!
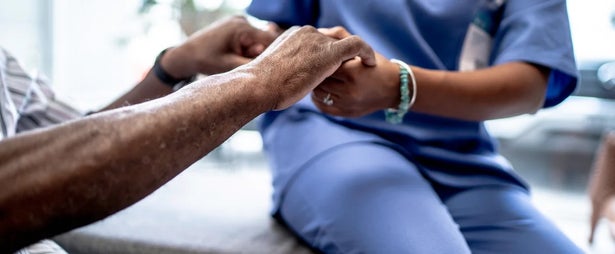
[385,59,417,124]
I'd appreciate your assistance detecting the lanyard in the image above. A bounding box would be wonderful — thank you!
[458,0,507,71]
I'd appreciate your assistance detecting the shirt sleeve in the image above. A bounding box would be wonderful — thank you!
[492,0,578,108]
[247,0,320,27]
[0,48,82,138]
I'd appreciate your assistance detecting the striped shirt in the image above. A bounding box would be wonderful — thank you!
[0,48,82,141]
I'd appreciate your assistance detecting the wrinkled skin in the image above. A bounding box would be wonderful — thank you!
[247,26,376,110]
[0,24,375,252]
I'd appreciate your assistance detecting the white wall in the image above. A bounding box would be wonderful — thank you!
[567,0,615,63]
[0,0,51,76]
[51,0,184,111]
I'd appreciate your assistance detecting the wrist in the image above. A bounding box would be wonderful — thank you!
[209,66,275,112]
[385,59,417,124]
[154,47,197,88]
[160,47,198,79]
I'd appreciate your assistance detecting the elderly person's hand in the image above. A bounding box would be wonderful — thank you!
[310,27,405,118]
[161,16,277,78]
[240,26,376,110]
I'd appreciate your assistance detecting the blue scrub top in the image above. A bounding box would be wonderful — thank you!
[247,0,578,208]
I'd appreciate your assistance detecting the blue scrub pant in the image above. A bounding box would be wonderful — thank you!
[277,142,583,254]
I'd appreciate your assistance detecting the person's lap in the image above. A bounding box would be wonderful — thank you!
[277,142,582,253]
[278,142,470,253]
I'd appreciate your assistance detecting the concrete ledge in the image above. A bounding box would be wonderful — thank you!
[54,161,314,254]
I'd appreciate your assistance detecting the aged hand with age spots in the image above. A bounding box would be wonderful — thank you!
[0,24,375,252]
[240,26,376,110]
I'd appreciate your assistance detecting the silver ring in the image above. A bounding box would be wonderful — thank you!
[323,93,334,106]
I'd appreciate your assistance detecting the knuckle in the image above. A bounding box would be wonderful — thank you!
[348,35,364,47]
[301,25,317,33]
[343,37,363,51]
[332,26,345,32]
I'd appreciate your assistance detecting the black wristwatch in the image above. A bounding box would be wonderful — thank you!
[153,47,196,88]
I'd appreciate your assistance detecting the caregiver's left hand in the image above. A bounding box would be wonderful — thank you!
[311,27,403,118]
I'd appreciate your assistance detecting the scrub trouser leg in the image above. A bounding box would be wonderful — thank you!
[446,186,583,254]
[278,142,471,254]
[277,142,583,254]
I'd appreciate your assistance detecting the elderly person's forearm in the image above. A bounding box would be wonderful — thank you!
[0,71,266,251]
[0,25,374,252]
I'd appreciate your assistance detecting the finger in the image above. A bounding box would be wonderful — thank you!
[312,86,335,100]
[329,58,361,82]
[311,88,340,105]
[312,99,356,118]
[312,90,362,117]
[245,44,266,58]
[245,28,276,48]
[311,93,342,112]
[267,22,284,36]
[316,77,346,95]
[318,26,351,39]
[332,35,376,67]
[237,30,275,57]
[313,90,347,112]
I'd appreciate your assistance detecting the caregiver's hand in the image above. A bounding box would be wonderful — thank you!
[311,27,404,118]
[244,25,377,110]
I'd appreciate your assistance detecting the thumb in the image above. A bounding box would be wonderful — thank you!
[332,35,376,67]
[243,28,276,53]
[267,22,284,37]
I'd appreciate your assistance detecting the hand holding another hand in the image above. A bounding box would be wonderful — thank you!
[242,26,376,111]
[311,27,403,118]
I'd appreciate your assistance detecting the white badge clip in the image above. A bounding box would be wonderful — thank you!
[458,0,506,71]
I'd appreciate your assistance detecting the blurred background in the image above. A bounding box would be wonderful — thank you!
[1,0,615,252]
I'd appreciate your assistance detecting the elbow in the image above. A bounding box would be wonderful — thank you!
[479,86,546,121]
[524,89,546,115]
[525,64,551,114]
[506,77,548,118]
[504,62,550,117]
